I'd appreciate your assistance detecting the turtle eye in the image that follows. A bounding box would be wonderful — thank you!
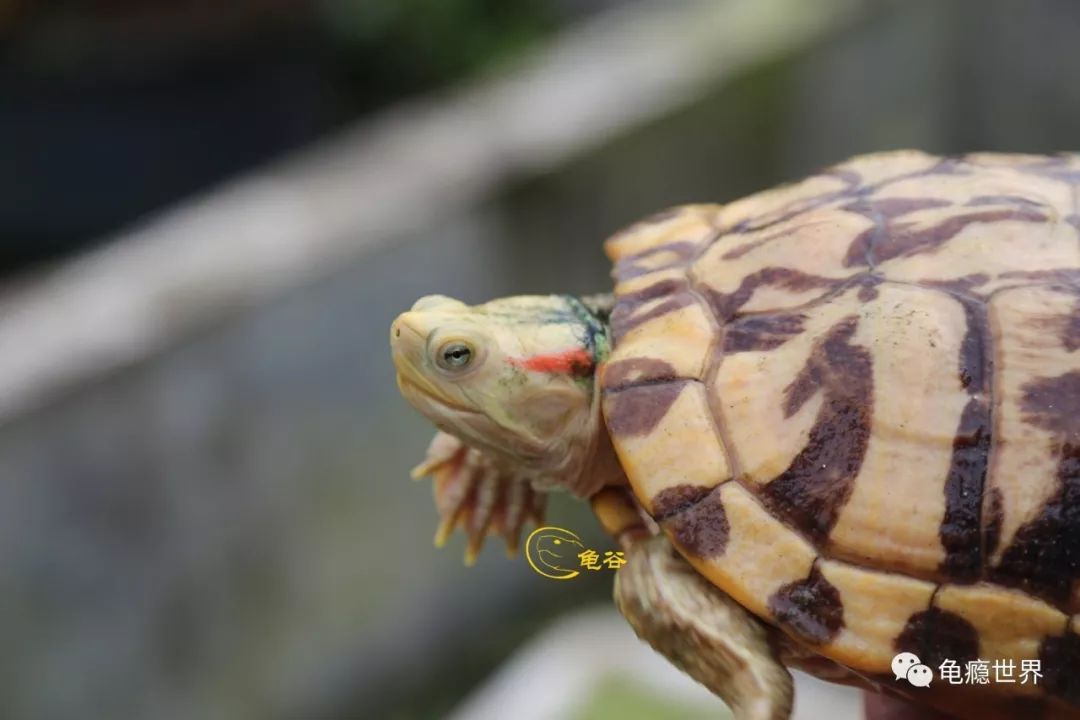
[436,341,474,372]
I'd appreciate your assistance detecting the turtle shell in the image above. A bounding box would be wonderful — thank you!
[600,151,1080,713]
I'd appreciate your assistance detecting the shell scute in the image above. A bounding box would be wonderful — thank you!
[604,204,721,263]
[660,482,817,623]
[815,559,936,673]
[933,583,1068,690]
[604,380,730,516]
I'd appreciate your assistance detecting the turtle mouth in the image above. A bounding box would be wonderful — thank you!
[396,374,483,418]
[396,373,504,456]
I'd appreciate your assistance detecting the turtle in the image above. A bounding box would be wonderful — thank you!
[389,151,1080,720]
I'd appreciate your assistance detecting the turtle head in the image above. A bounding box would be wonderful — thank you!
[391,294,616,495]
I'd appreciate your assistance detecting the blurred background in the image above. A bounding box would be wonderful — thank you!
[1,1,1079,719]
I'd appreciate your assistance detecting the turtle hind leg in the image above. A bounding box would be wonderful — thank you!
[614,534,794,720]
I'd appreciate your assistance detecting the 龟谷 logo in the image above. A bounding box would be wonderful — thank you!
[524,526,628,580]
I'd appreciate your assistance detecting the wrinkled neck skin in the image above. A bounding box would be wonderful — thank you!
[534,377,622,497]
[390,293,622,498]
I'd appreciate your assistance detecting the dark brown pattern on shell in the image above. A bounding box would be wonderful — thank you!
[726,153,998,246]
[659,487,729,558]
[717,184,939,263]
[1032,291,1080,353]
[613,277,687,306]
[838,195,951,268]
[850,196,954,218]
[940,397,991,582]
[609,279,692,342]
[929,156,975,176]
[999,269,1080,285]
[723,313,808,353]
[781,345,824,419]
[940,293,993,581]
[957,297,991,393]
[856,277,880,301]
[603,358,678,389]
[767,564,844,645]
[838,197,950,267]
[759,316,873,544]
[651,483,716,520]
[841,215,881,268]
[613,241,699,281]
[705,268,836,321]
[1040,632,1080,704]
[1063,307,1080,353]
[983,486,1005,559]
[605,379,689,438]
[967,194,1050,208]
[1019,365,1080,465]
[991,372,1080,605]
[1043,310,1080,353]
[728,193,843,236]
[613,294,694,341]
[873,208,1049,265]
[720,227,795,261]
[824,167,862,190]
[895,607,980,669]
[726,157,949,237]
[921,273,992,296]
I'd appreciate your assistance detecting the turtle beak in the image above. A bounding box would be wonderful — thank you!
[389,295,467,371]
[390,311,435,398]
[390,308,478,416]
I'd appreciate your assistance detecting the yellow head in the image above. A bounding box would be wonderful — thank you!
[390,294,613,495]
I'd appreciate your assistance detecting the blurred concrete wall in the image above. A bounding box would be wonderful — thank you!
[3,1,1080,719]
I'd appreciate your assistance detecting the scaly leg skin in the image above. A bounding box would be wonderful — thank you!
[411,431,545,564]
[589,485,654,550]
[614,534,794,720]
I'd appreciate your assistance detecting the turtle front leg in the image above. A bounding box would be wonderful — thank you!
[614,534,794,720]
[411,431,545,563]
[588,485,654,549]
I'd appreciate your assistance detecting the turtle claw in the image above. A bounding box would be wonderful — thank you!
[410,431,463,479]
[413,432,545,564]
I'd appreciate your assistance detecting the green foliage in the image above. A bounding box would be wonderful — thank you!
[319,0,558,110]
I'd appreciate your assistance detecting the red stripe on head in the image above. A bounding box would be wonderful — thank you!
[510,349,594,376]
